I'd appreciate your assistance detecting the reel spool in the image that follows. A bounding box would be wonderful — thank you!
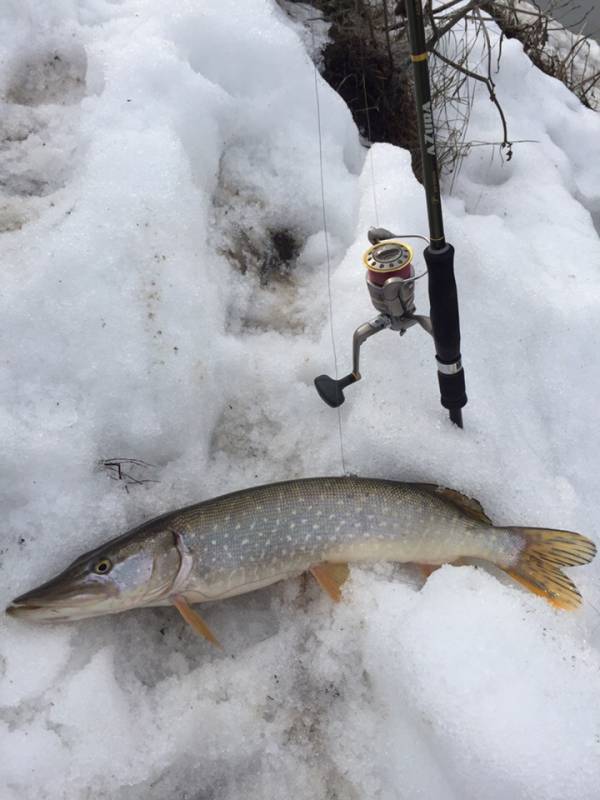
[363,239,417,325]
[314,228,432,408]
[363,239,414,283]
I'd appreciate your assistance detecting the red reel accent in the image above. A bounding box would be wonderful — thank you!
[367,263,413,286]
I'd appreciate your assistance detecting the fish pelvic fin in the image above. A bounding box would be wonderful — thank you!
[310,563,350,602]
[503,527,596,610]
[171,594,223,649]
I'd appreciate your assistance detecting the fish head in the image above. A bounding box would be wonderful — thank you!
[6,522,181,622]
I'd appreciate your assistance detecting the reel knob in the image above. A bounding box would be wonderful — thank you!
[314,373,358,408]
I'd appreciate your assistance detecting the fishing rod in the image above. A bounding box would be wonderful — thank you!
[314,0,467,427]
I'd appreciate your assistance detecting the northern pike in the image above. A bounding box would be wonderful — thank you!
[6,477,596,646]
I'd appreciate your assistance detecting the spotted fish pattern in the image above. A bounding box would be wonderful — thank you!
[173,477,523,601]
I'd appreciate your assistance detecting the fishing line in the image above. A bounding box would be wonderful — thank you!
[358,0,380,226]
[311,27,347,476]
[362,74,380,226]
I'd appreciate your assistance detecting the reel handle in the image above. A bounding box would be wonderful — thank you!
[314,316,391,407]
[314,373,358,408]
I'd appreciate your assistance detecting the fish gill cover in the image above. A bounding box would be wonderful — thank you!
[1,1,600,799]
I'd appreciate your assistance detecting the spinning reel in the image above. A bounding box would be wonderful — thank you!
[314,227,433,409]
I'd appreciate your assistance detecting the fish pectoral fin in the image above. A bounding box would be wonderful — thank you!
[170,594,223,650]
[309,563,350,602]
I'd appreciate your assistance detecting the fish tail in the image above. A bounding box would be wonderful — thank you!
[502,527,596,610]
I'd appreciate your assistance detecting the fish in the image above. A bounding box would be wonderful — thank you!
[6,477,596,646]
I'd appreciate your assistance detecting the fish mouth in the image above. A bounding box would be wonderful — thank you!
[6,595,93,621]
[6,582,111,622]
[5,597,113,622]
[7,599,44,611]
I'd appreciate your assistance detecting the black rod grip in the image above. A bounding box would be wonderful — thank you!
[424,243,467,411]
[438,369,467,411]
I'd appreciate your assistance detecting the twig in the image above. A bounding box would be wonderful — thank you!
[427,0,487,48]
[432,47,512,158]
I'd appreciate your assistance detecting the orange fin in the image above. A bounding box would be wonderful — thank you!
[171,594,223,649]
[415,484,492,525]
[417,563,441,579]
[503,527,596,610]
[310,563,349,602]
[417,558,467,580]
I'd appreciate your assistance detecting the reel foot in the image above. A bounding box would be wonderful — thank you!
[314,373,358,408]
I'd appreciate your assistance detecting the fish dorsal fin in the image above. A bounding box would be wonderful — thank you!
[171,594,223,649]
[415,484,492,525]
[310,563,350,602]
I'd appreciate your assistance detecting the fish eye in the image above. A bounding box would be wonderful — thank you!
[94,558,112,575]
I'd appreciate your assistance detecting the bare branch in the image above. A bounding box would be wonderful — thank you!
[432,47,512,158]
[427,0,487,48]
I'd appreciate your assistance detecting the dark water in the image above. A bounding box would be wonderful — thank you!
[537,0,600,42]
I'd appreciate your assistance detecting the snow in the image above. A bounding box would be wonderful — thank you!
[508,0,600,111]
[1,1,600,798]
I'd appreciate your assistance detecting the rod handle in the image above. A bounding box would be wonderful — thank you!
[437,366,467,414]
[424,243,467,419]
